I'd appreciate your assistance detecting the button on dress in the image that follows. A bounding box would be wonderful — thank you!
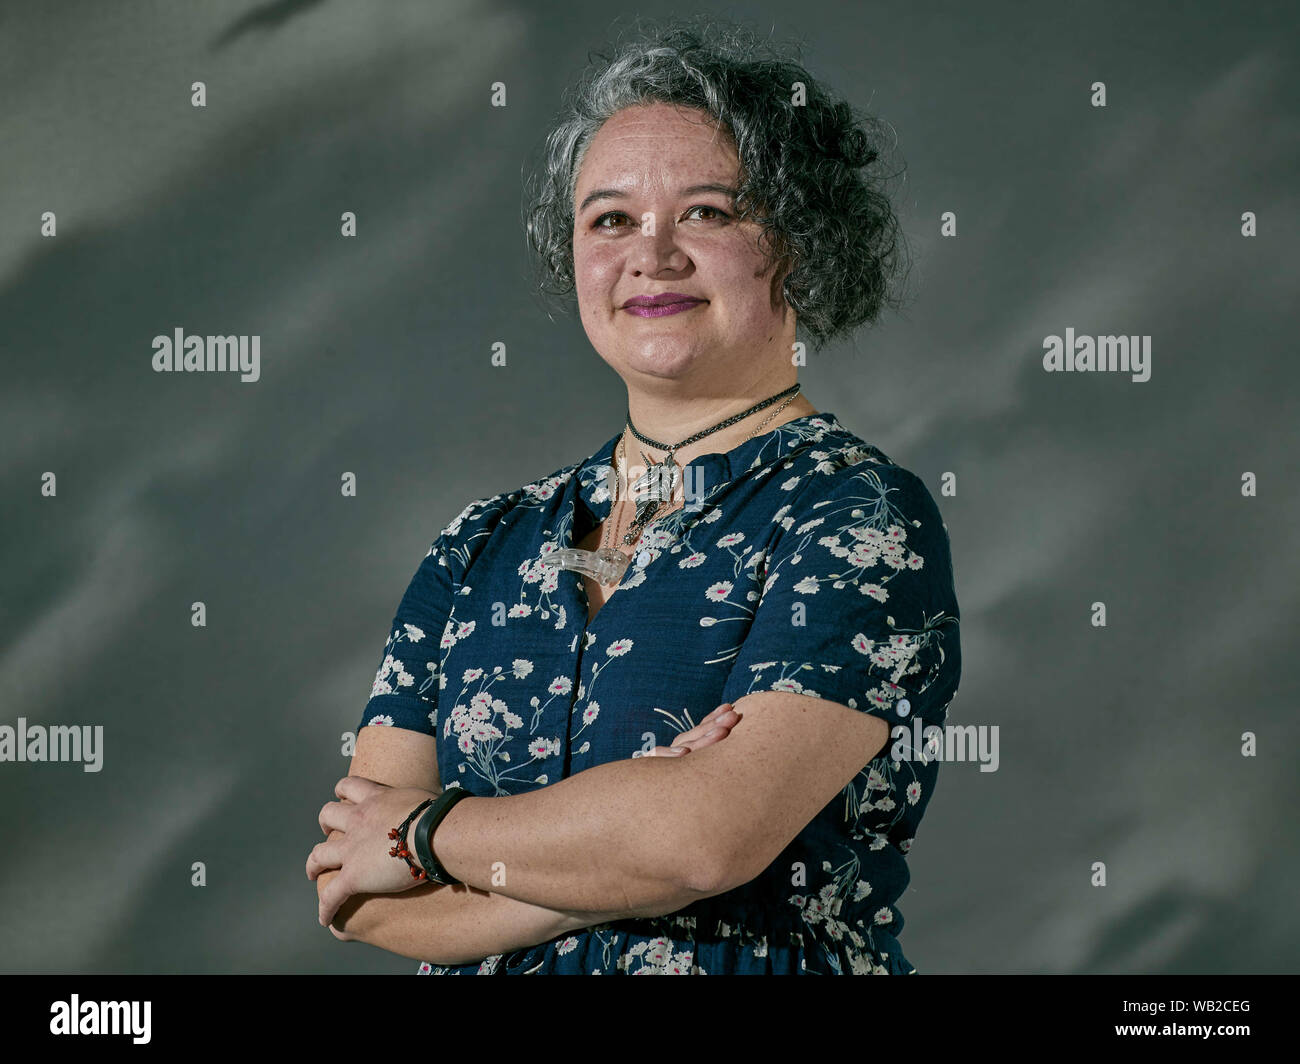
[358,412,961,974]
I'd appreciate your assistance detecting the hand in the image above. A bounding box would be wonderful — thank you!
[306,776,441,929]
[637,701,743,758]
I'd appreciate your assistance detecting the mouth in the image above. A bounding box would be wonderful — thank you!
[621,295,707,318]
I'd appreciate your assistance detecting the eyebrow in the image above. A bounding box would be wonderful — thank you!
[577,183,738,214]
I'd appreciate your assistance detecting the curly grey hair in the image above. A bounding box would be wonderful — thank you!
[522,15,913,351]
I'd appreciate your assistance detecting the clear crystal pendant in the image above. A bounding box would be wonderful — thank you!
[538,438,675,587]
[539,447,632,586]
[539,546,629,586]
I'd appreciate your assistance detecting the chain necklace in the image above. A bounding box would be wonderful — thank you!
[541,383,803,587]
[621,382,801,546]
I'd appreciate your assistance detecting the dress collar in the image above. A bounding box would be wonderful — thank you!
[572,411,847,522]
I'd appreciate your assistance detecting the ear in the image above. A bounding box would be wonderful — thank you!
[768,254,796,315]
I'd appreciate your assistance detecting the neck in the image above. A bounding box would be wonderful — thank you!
[621,383,818,470]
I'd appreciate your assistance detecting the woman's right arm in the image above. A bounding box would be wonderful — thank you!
[321,703,742,965]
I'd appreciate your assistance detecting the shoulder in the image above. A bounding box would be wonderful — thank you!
[771,420,944,527]
[433,451,589,578]
[763,422,954,581]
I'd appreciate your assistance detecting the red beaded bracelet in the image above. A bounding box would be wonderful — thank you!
[388,797,436,881]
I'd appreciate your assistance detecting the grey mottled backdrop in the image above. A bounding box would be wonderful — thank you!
[1,0,1296,974]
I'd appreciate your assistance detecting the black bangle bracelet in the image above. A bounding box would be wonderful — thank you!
[412,787,472,886]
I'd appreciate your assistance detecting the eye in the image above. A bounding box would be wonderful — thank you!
[684,205,730,223]
[590,205,732,231]
[591,211,631,231]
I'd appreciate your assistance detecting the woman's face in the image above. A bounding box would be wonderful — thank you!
[571,102,794,395]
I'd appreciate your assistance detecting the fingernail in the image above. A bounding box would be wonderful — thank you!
[669,746,688,754]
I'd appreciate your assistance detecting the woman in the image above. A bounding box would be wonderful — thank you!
[306,17,960,975]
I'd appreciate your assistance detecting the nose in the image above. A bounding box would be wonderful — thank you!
[628,211,689,275]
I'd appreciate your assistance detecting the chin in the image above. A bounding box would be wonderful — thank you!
[614,334,710,379]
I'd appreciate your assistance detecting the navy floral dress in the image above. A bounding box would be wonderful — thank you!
[358,412,961,974]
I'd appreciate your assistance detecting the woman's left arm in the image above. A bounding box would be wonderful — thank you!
[315,690,889,928]
[310,702,747,936]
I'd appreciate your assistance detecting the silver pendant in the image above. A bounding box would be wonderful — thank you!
[624,450,678,545]
[539,546,629,586]
[631,450,679,503]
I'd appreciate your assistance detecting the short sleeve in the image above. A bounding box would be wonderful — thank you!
[720,464,961,733]
[357,534,456,737]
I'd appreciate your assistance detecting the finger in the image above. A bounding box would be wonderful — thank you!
[323,796,356,835]
[674,710,743,747]
[319,877,349,928]
[305,839,343,881]
[318,800,352,837]
[334,775,379,802]
[679,713,747,752]
[673,705,739,745]
[644,745,690,757]
[677,727,726,752]
[700,701,735,727]
[670,707,733,744]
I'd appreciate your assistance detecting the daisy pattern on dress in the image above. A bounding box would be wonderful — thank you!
[357,411,960,975]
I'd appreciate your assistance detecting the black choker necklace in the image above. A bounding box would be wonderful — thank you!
[619,383,802,545]
[540,383,802,587]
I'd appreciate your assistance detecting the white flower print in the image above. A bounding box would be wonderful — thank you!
[391,416,956,975]
[370,625,437,701]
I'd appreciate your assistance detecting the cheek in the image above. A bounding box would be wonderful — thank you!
[695,234,774,298]
[573,241,621,297]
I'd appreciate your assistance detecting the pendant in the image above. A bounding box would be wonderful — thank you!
[625,498,661,544]
[624,450,678,545]
[631,450,679,503]
[539,546,630,586]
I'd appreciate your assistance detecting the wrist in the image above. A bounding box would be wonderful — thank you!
[409,788,475,886]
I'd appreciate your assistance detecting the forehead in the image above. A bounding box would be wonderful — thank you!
[575,103,739,193]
